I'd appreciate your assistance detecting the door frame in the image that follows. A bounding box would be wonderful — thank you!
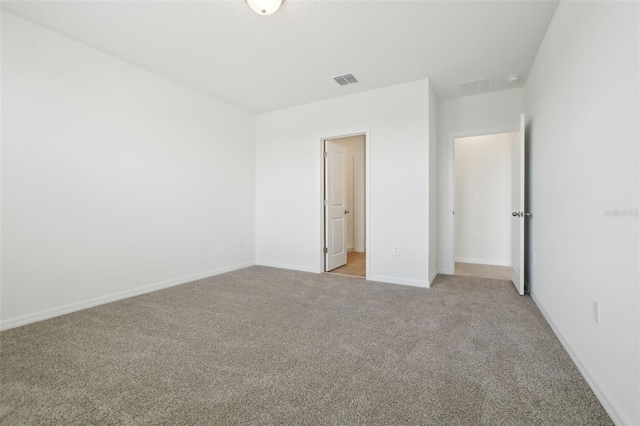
[447,127,514,275]
[319,130,371,278]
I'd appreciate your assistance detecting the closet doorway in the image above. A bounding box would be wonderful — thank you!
[452,132,513,280]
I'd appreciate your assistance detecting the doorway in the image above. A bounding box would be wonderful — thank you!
[323,134,366,278]
[452,132,513,280]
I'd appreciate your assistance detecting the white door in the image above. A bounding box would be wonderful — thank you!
[511,114,527,295]
[325,141,348,271]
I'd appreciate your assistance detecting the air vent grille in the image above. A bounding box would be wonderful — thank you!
[343,74,358,84]
[334,73,359,86]
[334,76,349,86]
[459,76,494,95]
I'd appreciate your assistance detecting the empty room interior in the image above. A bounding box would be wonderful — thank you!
[1,1,638,425]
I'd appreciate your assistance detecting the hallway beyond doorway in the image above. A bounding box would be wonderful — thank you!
[327,252,365,278]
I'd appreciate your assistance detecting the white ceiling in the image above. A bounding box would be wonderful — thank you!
[1,0,559,113]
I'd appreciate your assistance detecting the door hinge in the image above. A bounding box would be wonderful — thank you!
[323,199,327,206]
[324,247,328,254]
[323,151,328,158]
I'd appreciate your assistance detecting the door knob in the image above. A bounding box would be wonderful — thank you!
[344,210,350,214]
[512,212,519,217]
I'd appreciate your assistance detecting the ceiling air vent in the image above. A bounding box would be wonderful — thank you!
[334,74,359,86]
[459,76,494,96]
[343,74,358,84]
[334,76,349,86]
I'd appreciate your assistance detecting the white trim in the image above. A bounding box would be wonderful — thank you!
[255,260,319,274]
[347,247,354,253]
[448,127,515,278]
[368,275,429,288]
[449,134,455,274]
[438,267,452,275]
[429,270,438,286]
[531,293,629,426]
[454,257,511,267]
[0,262,254,331]
[353,247,365,253]
[364,129,371,281]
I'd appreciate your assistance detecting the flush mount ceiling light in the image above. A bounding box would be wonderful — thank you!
[506,74,521,83]
[246,0,284,15]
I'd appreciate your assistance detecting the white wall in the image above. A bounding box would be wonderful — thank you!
[256,80,432,287]
[1,13,256,329]
[331,135,365,252]
[438,88,524,273]
[428,85,438,284]
[524,2,639,424]
[454,133,511,266]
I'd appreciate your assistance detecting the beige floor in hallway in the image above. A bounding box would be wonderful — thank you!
[455,262,512,280]
[327,251,365,278]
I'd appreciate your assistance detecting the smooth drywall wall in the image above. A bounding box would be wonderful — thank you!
[454,133,511,266]
[331,136,365,252]
[1,13,255,328]
[428,85,438,283]
[525,2,639,424]
[438,88,524,273]
[256,80,431,287]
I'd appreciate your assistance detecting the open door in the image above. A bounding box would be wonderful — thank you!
[511,114,528,295]
[325,140,347,271]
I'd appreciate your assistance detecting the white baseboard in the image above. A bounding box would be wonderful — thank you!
[353,247,365,253]
[454,257,511,267]
[254,260,319,274]
[347,247,354,253]
[0,261,255,331]
[368,275,429,288]
[531,293,630,426]
[429,269,438,286]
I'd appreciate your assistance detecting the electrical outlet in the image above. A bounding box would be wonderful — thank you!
[592,300,600,324]
[237,235,244,246]
[472,234,479,243]
[392,245,400,256]
[472,194,480,203]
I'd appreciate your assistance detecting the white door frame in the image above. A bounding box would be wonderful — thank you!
[319,130,371,279]
[448,127,514,275]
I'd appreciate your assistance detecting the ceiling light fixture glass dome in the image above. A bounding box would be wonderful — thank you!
[246,0,284,15]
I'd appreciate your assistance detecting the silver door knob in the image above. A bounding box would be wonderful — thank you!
[512,212,519,217]
[344,210,350,214]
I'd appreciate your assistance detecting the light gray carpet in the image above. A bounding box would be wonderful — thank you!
[0,267,611,425]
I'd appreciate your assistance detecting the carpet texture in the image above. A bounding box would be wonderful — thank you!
[0,267,611,425]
